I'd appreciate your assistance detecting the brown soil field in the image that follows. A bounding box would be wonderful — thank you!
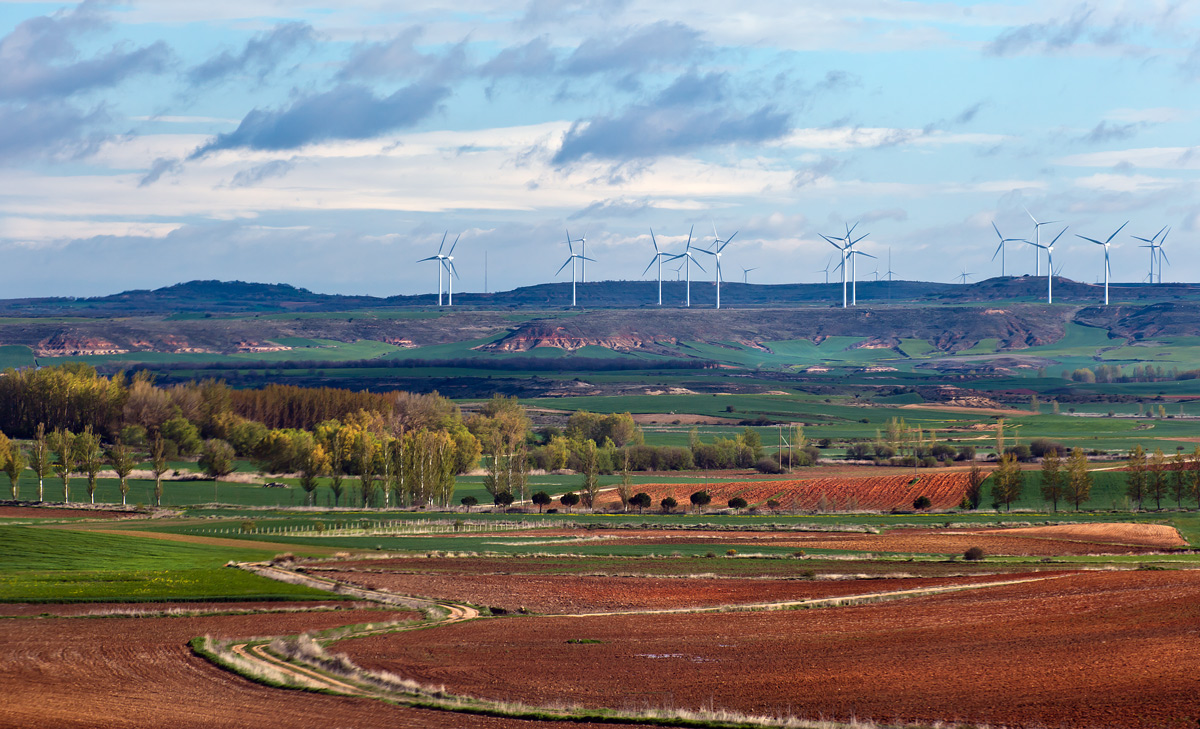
[472,526,1173,556]
[0,600,355,618]
[0,505,129,519]
[972,522,1187,548]
[0,607,616,729]
[323,569,1044,614]
[632,413,741,424]
[336,569,1200,729]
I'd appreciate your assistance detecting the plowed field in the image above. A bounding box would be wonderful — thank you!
[0,505,128,519]
[0,607,615,729]
[595,473,971,511]
[335,569,1200,729]
[324,569,1041,614]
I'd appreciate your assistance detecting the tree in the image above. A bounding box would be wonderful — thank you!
[50,428,75,504]
[1126,444,1147,510]
[1170,451,1189,508]
[494,491,515,508]
[1148,448,1168,510]
[161,416,202,457]
[689,490,712,513]
[991,453,1023,511]
[660,496,677,513]
[579,439,600,509]
[29,424,49,502]
[4,443,25,500]
[460,495,478,512]
[532,490,552,513]
[965,462,986,510]
[728,496,748,513]
[616,450,633,510]
[298,442,329,506]
[913,495,932,511]
[106,441,136,506]
[559,491,579,512]
[1039,448,1064,512]
[151,433,169,507]
[1065,447,1092,511]
[631,492,651,514]
[199,439,236,482]
[76,426,103,505]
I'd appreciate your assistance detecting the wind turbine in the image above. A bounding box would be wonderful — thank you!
[741,266,758,283]
[991,221,1020,277]
[669,260,684,281]
[823,233,851,308]
[883,248,897,281]
[818,255,833,284]
[443,240,460,306]
[1076,221,1127,306]
[643,228,675,306]
[956,270,974,284]
[850,247,876,302]
[1026,226,1067,303]
[1025,207,1058,276]
[417,231,455,306]
[1128,225,1166,285]
[555,231,594,307]
[666,225,705,307]
[697,223,736,309]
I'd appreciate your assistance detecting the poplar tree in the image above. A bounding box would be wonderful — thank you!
[1148,448,1168,510]
[1170,451,1189,508]
[1125,445,1147,510]
[50,428,75,504]
[106,440,136,506]
[1065,447,1092,511]
[4,443,25,500]
[1039,448,1064,512]
[76,426,103,504]
[151,433,169,507]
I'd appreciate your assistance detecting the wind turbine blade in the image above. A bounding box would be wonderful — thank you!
[555,258,571,276]
[686,224,693,249]
[1075,234,1102,245]
[642,258,658,276]
[1024,206,1036,224]
[851,233,868,245]
[448,233,460,256]
[417,255,440,262]
[720,231,738,250]
[1050,226,1068,245]
[580,256,597,262]
[1154,225,1168,242]
[1105,221,1128,244]
[858,251,877,260]
[846,221,858,237]
[691,257,706,273]
[650,228,658,252]
[1159,249,1171,266]
[1161,227,1171,245]
[438,231,447,254]
[992,221,1004,241]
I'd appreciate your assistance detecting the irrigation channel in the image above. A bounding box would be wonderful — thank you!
[193,561,1066,728]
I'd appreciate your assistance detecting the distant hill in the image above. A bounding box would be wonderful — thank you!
[1,276,1198,317]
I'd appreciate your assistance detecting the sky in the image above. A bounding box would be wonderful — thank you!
[1,0,1199,299]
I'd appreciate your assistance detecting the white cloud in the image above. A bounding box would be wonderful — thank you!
[1056,147,1200,169]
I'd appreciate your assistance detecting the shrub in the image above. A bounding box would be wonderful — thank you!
[460,495,478,510]
[494,491,515,507]
[660,496,677,513]
[754,456,784,474]
[728,496,748,512]
[766,499,781,512]
[726,549,737,556]
[1029,438,1065,458]
[913,495,932,510]
[964,546,985,561]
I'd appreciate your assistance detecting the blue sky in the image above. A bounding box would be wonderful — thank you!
[0,0,1198,298]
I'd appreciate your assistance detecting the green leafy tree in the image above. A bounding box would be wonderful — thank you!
[1039,448,1064,512]
[1170,451,1189,508]
[460,495,478,512]
[559,491,580,513]
[199,439,236,481]
[661,496,678,513]
[29,424,50,502]
[616,450,633,510]
[1126,444,1147,510]
[76,426,103,505]
[728,496,748,513]
[4,443,25,500]
[965,462,986,510]
[494,490,515,508]
[106,441,136,506]
[631,492,651,514]
[991,453,1023,511]
[912,495,932,511]
[580,439,600,509]
[151,433,169,507]
[298,442,329,506]
[689,490,712,513]
[161,416,202,457]
[1065,447,1093,511]
[50,428,75,504]
[1148,448,1168,509]
[532,490,552,513]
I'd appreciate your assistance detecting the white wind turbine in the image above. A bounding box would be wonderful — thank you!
[850,247,876,303]
[669,260,684,281]
[741,266,758,283]
[884,247,897,281]
[417,231,457,306]
[991,221,1021,277]
[666,225,705,307]
[643,228,675,306]
[1133,226,1169,284]
[1076,221,1127,306]
[1026,226,1067,303]
[555,230,594,307]
[818,255,833,284]
[697,223,736,309]
[822,233,851,308]
[1025,207,1058,276]
[956,270,974,284]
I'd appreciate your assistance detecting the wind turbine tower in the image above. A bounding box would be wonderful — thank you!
[1027,226,1067,303]
[643,228,675,306]
[1076,222,1127,306]
[556,231,595,307]
[1025,207,1058,277]
[698,223,737,309]
[742,266,758,283]
[417,231,454,306]
[1134,227,1170,283]
[991,221,1020,276]
[823,234,850,308]
[667,225,705,307]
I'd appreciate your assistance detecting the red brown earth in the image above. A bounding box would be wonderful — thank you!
[0,606,616,729]
[0,505,131,519]
[334,569,1200,729]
